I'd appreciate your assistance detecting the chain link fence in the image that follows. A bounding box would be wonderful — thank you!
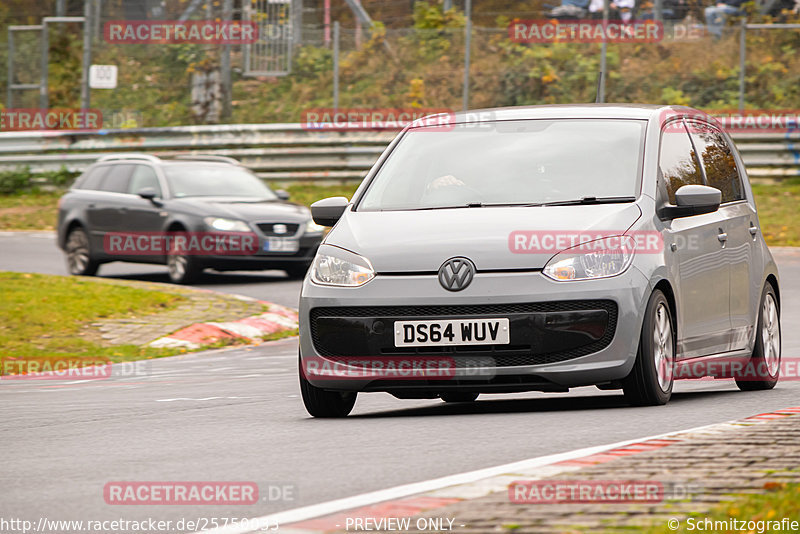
[1,0,799,129]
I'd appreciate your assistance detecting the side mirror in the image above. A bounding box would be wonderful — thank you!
[311,196,349,227]
[138,187,158,201]
[659,184,721,220]
[275,189,290,201]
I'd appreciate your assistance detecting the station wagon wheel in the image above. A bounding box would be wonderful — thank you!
[65,227,99,276]
[166,231,202,284]
[736,284,780,391]
[622,289,674,406]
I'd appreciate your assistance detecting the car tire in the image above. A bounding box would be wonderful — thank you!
[440,392,479,403]
[167,238,202,284]
[285,263,311,279]
[622,289,674,406]
[65,226,100,276]
[735,283,780,391]
[299,355,357,418]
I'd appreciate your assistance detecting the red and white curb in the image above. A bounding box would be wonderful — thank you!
[149,301,298,350]
[197,406,800,534]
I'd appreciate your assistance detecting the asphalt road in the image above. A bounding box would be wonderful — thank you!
[0,231,302,308]
[2,233,800,531]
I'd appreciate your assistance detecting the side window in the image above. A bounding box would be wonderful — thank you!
[658,120,704,204]
[98,164,135,193]
[128,165,162,196]
[687,120,744,203]
[76,165,111,191]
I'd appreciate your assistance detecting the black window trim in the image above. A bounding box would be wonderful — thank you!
[74,164,113,191]
[128,163,168,199]
[657,118,706,207]
[683,118,747,206]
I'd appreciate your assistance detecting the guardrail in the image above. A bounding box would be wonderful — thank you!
[0,123,797,181]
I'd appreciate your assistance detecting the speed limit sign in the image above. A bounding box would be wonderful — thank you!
[89,65,118,89]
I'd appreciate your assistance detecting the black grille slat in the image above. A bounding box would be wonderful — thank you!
[257,223,300,236]
[310,300,618,367]
[311,301,611,318]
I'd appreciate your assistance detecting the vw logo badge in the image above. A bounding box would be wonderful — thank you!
[438,257,476,291]
[273,224,288,235]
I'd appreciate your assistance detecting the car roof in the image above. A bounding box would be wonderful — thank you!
[94,154,242,167]
[414,103,708,126]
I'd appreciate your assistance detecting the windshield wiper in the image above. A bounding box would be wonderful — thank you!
[397,202,542,211]
[540,196,636,207]
[385,197,633,211]
[391,205,474,211]
[466,202,543,207]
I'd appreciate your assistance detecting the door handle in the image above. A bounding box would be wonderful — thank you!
[717,232,728,243]
[88,203,95,208]
[749,224,758,236]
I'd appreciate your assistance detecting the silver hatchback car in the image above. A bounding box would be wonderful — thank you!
[298,104,781,417]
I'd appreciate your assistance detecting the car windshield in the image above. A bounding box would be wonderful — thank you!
[163,163,278,199]
[358,119,645,211]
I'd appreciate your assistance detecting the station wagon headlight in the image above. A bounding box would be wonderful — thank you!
[204,217,251,232]
[543,236,635,281]
[305,219,326,234]
[310,245,375,287]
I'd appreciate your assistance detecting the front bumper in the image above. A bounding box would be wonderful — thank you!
[199,234,321,270]
[299,268,651,392]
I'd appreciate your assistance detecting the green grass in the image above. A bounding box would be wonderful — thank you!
[0,271,188,375]
[751,178,800,246]
[639,481,800,533]
[261,328,299,342]
[1,181,798,248]
[285,182,360,206]
[0,190,62,231]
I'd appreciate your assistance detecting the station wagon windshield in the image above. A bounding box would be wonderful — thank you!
[163,164,277,199]
[358,119,645,211]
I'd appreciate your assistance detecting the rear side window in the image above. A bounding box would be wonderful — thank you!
[76,165,111,190]
[98,164,135,193]
[658,121,704,204]
[687,120,744,203]
[128,165,162,196]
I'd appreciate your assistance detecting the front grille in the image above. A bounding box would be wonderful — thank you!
[310,300,618,367]
[256,222,300,236]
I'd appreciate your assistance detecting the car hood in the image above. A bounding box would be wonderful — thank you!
[172,197,311,222]
[326,203,643,272]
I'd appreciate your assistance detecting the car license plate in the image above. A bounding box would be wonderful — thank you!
[394,318,510,347]
[263,238,299,252]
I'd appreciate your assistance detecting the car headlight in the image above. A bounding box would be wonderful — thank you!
[310,245,375,287]
[305,219,326,234]
[543,235,635,281]
[203,217,251,232]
